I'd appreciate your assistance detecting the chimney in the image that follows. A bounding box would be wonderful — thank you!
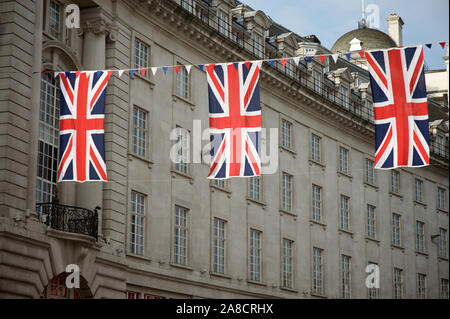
[386,14,404,46]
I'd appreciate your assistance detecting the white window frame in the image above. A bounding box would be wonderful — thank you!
[212,218,227,274]
[414,178,424,202]
[134,38,150,77]
[176,62,189,99]
[312,184,323,222]
[439,228,448,258]
[416,220,426,253]
[392,213,402,246]
[249,228,262,282]
[341,255,351,298]
[217,9,228,36]
[130,191,145,255]
[47,0,62,40]
[364,158,375,185]
[437,187,446,210]
[441,279,449,299]
[390,170,400,194]
[338,147,349,174]
[281,173,293,212]
[311,133,322,162]
[417,273,427,299]
[132,106,147,158]
[281,238,294,289]
[366,204,376,239]
[281,119,292,149]
[339,195,350,231]
[173,127,189,175]
[252,32,264,58]
[393,268,403,299]
[313,70,322,94]
[173,205,189,265]
[312,247,324,295]
[248,176,262,202]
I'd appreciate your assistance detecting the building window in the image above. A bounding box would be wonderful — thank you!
[50,275,67,297]
[339,86,349,108]
[127,291,142,299]
[392,213,401,246]
[281,119,292,149]
[213,179,225,189]
[281,173,293,212]
[313,70,322,94]
[130,191,145,255]
[312,185,322,222]
[366,205,376,239]
[390,170,400,193]
[366,100,374,122]
[252,32,264,58]
[213,218,226,274]
[414,178,424,202]
[174,206,188,265]
[367,263,378,299]
[181,0,192,12]
[365,159,375,184]
[282,239,294,289]
[218,10,228,36]
[48,0,61,39]
[338,147,349,174]
[435,135,446,157]
[37,74,60,203]
[440,228,448,258]
[248,176,261,201]
[437,187,446,210]
[339,195,350,231]
[176,64,189,99]
[134,39,149,74]
[249,229,262,282]
[417,273,427,299]
[416,221,425,253]
[174,128,188,174]
[441,279,449,299]
[393,268,403,299]
[312,247,324,295]
[132,107,147,157]
[311,134,321,162]
[341,255,351,298]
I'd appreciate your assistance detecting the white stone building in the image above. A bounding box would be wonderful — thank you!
[0,0,448,299]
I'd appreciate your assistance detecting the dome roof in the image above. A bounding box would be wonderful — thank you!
[331,27,397,53]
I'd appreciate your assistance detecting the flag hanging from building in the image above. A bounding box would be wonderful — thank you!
[57,71,112,182]
[206,62,262,179]
[366,45,429,169]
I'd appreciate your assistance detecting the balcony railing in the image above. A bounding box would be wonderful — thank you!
[36,203,98,240]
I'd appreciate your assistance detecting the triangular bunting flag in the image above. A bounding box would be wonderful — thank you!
[118,70,124,77]
[140,68,146,76]
[358,51,365,58]
[269,60,275,68]
[331,54,339,63]
[293,56,300,66]
[151,67,157,76]
[281,59,287,67]
[163,67,168,75]
[233,62,239,70]
[245,61,252,70]
[75,71,80,78]
[306,56,313,63]
[425,43,432,49]
[54,72,59,78]
[345,53,351,61]
[255,60,263,69]
[439,41,446,49]
[319,55,326,64]
[174,66,180,74]
[198,64,204,71]
[65,72,71,77]
[129,70,136,78]
[185,65,192,74]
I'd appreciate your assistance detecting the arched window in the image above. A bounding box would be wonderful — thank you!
[36,73,60,203]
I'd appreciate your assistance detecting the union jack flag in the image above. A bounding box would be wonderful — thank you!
[57,71,112,182]
[206,62,262,179]
[366,46,429,169]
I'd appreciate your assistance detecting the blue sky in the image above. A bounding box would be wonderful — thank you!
[243,0,449,70]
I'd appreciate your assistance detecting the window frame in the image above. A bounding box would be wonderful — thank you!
[281,172,293,212]
[312,184,323,223]
[173,205,189,266]
[249,228,263,282]
[129,190,146,256]
[133,38,151,78]
[175,61,190,100]
[281,238,294,289]
[310,133,322,163]
[340,254,351,298]
[391,213,402,247]
[312,247,324,296]
[437,186,447,210]
[338,146,349,174]
[414,178,424,203]
[439,228,448,258]
[248,176,262,202]
[390,170,400,194]
[417,273,427,299]
[212,218,227,275]
[217,9,229,37]
[173,126,190,175]
[280,118,293,150]
[339,195,350,231]
[366,204,377,240]
[131,105,148,159]
[364,158,375,185]
[393,267,403,299]
[416,220,426,253]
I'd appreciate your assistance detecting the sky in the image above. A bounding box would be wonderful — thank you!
[242,0,449,70]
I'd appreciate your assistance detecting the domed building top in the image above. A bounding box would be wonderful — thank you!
[331,27,397,54]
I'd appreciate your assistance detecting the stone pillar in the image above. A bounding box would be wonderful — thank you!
[386,14,404,47]
[27,0,44,216]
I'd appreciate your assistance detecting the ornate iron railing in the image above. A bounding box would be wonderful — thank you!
[36,203,98,240]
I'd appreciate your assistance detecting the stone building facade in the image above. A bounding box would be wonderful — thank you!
[0,0,448,299]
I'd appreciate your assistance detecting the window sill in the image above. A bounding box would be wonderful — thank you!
[126,253,152,263]
[280,286,298,293]
[170,263,193,271]
[132,73,155,89]
[279,145,297,157]
[391,244,405,251]
[337,171,353,180]
[210,184,232,197]
[413,200,427,208]
[365,237,380,244]
[364,182,379,191]
[171,169,193,184]
[310,292,327,298]
[415,251,429,257]
[279,209,297,217]
[389,191,403,199]
[310,219,327,229]
[338,228,354,237]
[210,272,232,280]
[438,256,449,262]
[247,279,267,287]
[172,94,195,110]
[246,197,266,209]
[128,153,154,169]
[436,208,448,214]
[309,159,326,170]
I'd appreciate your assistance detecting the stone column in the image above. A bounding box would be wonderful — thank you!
[26,0,44,216]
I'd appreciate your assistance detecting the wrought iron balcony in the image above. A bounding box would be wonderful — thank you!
[36,203,98,240]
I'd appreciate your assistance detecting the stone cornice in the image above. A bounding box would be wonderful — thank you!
[79,7,118,42]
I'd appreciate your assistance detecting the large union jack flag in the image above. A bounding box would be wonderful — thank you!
[57,71,112,182]
[366,45,429,169]
[206,62,262,179]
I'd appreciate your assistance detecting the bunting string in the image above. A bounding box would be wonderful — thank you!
[33,40,448,76]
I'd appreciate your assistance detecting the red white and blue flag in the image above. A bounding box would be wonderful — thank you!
[365,46,429,169]
[57,71,112,182]
[206,62,262,179]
